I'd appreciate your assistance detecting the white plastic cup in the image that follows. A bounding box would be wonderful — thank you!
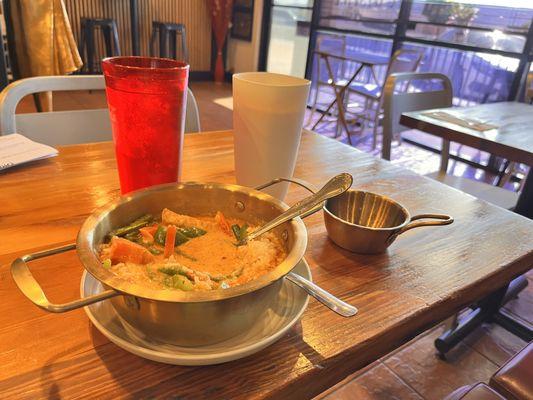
[233,72,311,201]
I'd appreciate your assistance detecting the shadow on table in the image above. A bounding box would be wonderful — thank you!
[88,318,316,397]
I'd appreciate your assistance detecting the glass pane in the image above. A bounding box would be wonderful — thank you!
[318,0,400,34]
[410,1,533,33]
[274,0,313,7]
[406,25,526,53]
[308,32,393,106]
[401,42,519,105]
[266,7,312,77]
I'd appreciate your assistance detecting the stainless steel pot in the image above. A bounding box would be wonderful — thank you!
[324,190,453,254]
[12,179,356,347]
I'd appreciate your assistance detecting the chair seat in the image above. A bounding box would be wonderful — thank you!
[444,383,506,400]
[345,81,381,100]
[490,341,533,400]
[427,171,519,210]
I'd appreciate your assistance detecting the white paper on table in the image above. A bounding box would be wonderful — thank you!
[0,133,58,171]
[422,111,498,132]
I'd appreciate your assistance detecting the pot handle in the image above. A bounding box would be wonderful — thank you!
[255,177,317,194]
[397,214,454,236]
[255,177,323,219]
[11,243,120,313]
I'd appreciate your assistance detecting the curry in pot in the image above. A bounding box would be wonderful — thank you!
[99,209,286,291]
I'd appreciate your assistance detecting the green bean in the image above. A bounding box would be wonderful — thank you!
[209,266,244,282]
[108,214,153,238]
[164,274,193,291]
[154,225,167,245]
[231,224,241,241]
[175,249,197,261]
[124,231,141,243]
[231,224,248,242]
[178,226,206,238]
[102,259,112,269]
[148,246,162,255]
[154,225,189,246]
[158,267,179,276]
[174,230,189,246]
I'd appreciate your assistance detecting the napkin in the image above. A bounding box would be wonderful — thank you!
[422,111,498,132]
[0,133,58,171]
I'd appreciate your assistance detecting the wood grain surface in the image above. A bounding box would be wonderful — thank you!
[1,130,533,399]
[400,102,533,166]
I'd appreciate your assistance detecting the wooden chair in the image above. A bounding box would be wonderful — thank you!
[347,48,423,149]
[0,75,200,146]
[382,72,519,210]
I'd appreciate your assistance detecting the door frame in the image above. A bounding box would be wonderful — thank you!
[258,0,319,77]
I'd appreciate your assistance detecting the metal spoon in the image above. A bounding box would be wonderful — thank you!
[239,173,353,245]
[286,272,358,317]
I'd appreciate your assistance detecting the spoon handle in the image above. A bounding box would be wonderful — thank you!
[286,272,358,317]
[244,173,353,243]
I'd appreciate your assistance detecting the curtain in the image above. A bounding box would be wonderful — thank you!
[9,0,83,111]
[208,0,233,83]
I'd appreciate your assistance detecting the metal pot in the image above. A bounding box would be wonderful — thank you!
[324,190,453,254]
[12,179,356,347]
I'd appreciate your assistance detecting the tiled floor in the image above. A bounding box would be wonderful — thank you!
[17,81,531,400]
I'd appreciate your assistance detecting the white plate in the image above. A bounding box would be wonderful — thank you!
[81,259,311,366]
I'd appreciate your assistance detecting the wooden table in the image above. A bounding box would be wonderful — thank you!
[401,102,533,352]
[400,101,533,219]
[2,131,533,399]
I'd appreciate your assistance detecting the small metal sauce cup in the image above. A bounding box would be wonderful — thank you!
[324,190,453,254]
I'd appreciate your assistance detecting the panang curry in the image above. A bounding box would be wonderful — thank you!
[99,209,286,291]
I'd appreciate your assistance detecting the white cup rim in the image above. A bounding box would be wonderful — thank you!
[233,72,310,87]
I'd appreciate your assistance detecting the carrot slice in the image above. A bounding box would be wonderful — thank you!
[164,225,177,258]
[215,211,231,236]
[109,236,154,265]
[139,226,157,243]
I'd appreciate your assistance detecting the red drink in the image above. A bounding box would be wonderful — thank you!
[102,57,189,194]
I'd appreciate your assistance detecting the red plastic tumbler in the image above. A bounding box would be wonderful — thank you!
[102,57,189,194]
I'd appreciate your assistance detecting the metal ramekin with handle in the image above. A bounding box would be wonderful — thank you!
[11,179,357,347]
[324,189,454,254]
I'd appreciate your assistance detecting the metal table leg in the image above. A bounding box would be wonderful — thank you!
[435,168,533,356]
[435,275,531,356]
[515,170,533,219]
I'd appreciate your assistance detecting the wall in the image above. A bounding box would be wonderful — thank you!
[226,0,263,73]
[64,0,212,73]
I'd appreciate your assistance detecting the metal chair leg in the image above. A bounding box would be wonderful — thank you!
[180,27,188,63]
[305,83,320,127]
[79,20,86,72]
[85,22,96,74]
[170,32,177,60]
[111,22,121,55]
[371,101,380,150]
[149,26,158,57]
[372,118,379,150]
[159,26,168,58]
[102,27,113,58]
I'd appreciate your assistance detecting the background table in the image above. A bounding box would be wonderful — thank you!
[1,131,533,399]
[400,102,533,219]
